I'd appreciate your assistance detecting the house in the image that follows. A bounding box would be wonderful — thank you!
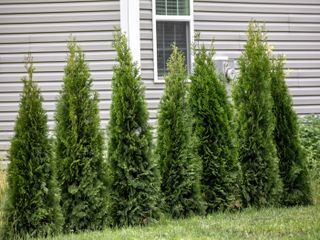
[0,0,320,157]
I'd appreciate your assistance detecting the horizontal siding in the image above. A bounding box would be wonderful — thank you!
[0,32,115,44]
[195,2,320,14]
[0,2,119,14]
[287,79,320,87]
[0,12,120,24]
[1,0,320,157]
[195,0,320,4]
[0,52,117,63]
[0,0,120,156]
[194,0,320,116]
[0,22,118,34]
[195,22,320,32]
[0,0,108,3]
[141,0,320,140]
[195,12,320,23]
[0,42,114,53]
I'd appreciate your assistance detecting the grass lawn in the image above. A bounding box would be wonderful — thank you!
[0,170,6,226]
[42,205,320,240]
[1,170,319,240]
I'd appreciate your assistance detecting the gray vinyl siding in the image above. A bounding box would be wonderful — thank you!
[0,0,120,156]
[1,0,320,157]
[194,0,320,115]
[140,0,320,120]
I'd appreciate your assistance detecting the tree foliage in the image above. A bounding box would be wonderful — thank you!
[55,40,108,232]
[156,45,203,218]
[1,55,63,239]
[271,56,312,206]
[107,30,160,227]
[300,115,320,204]
[189,42,241,213]
[232,21,282,207]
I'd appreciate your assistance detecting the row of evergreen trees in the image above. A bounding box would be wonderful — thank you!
[1,22,312,239]
[233,22,312,207]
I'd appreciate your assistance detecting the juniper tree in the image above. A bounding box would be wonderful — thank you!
[232,21,282,207]
[271,55,312,206]
[156,45,203,218]
[55,40,108,232]
[107,30,160,227]
[1,55,63,239]
[189,43,241,213]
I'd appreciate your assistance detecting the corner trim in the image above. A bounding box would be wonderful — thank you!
[120,0,141,66]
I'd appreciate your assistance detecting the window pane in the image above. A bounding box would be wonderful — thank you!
[178,0,189,15]
[156,21,189,77]
[156,0,189,15]
[156,0,166,15]
[167,0,177,15]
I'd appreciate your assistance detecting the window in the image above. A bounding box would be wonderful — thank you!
[153,0,193,81]
[157,22,189,76]
[156,0,190,15]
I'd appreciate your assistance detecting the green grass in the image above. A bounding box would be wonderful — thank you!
[0,171,5,198]
[0,168,319,240]
[0,170,6,227]
[41,205,320,240]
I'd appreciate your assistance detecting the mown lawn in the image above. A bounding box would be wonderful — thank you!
[1,170,319,240]
[42,205,320,240]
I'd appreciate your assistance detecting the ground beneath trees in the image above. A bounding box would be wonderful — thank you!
[42,204,320,240]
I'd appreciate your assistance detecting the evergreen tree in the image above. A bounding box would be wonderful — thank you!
[156,45,203,218]
[55,40,108,232]
[232,21,282,207]
[1,55,63,239]
[107,30,160,227]
[271,55,312,206]
[189,43,241,213]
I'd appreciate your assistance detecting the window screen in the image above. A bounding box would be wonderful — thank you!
[156,0,189,15]
[156,22,189,77]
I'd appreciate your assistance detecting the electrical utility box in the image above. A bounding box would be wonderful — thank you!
[214,56,237,82]
[214,56,237,96]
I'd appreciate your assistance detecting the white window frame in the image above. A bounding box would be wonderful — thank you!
[152,0,194,83]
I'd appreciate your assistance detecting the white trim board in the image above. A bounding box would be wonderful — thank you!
[120,0,141,66]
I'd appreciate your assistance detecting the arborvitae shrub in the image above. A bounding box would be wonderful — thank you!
[232,21,282,207]
[1,55,63,239]
[189,43,241,213]
[55,40,108,232]
[156,45,203,218]
[271,56,312,206]
[107,30,160,227]
[300,115,320,204]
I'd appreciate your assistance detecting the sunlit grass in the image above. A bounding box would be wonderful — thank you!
[0,167,318,239]
[0,170,6,227]
[0,170,6,202]
[0,158,318,240]
[0,168,319,239]
[40,205,320,240]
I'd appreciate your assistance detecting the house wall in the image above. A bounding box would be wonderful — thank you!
[0,0,120,156]
[1,0,320,156]
[140,0,320,118]
[193,0,320,115]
